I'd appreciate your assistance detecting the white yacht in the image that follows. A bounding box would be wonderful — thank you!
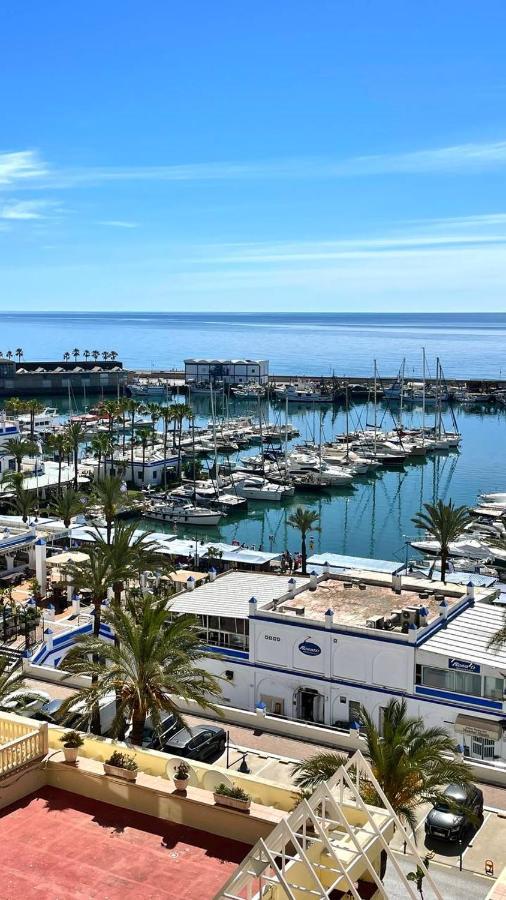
[274,385,333,404]
[410,538,492,561]
[230,474,295,501]
[143,499,223,526]
[170,481,247,512]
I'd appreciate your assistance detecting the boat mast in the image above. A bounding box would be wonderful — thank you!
[284,394,289,477]
[422,348,426,448]
[345,382,349,458]
[210,383,220,496]
[399,357,405,429]
[373,360,377,455]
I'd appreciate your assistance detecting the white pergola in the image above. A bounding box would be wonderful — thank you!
[218,750,443,900]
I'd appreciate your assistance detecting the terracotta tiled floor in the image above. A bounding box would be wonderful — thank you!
[0,787,249,899]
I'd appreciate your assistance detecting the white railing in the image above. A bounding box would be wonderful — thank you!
[0,716,47,777]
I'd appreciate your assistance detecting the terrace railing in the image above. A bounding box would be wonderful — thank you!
[0,715,47,777]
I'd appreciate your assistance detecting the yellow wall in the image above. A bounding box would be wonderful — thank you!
[47,726,299,811]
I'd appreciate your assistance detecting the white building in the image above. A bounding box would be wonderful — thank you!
[81,450,179,488]
[167,568,506,765]
[184,358,269,386]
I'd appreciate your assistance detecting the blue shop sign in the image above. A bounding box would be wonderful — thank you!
[449,658,480,674]
[299,639,321,657]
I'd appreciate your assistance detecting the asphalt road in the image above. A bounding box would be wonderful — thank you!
[384,853,492,899]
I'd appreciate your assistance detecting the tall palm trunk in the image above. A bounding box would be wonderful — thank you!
[130,704,146,746]
[301,531,307,575]
[163,416,169,489]
[91,598,102,734]
[441,547,448,584]
[57,454,62,495]
[130,410,135,484]
[73,442,79,489]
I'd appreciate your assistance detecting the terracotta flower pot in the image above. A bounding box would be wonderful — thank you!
[63,746,78,764]
[173,777,189,791]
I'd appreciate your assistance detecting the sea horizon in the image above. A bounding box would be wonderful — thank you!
[1,310,505,378]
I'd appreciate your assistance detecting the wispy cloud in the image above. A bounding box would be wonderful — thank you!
[96,219,138,228]
[0,151,48,186]
[0,199,56,220]
[7,139,506,191]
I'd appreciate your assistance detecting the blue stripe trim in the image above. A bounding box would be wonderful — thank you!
[415,685,503,710]
[203,644,249,660]
[204,653,505,719]
[252,614,413,647]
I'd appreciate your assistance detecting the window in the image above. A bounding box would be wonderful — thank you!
[484,675,504,700]
[420,665,498,700]
[422,667,450,690]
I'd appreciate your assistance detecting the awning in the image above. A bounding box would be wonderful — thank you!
[454,714,503,741]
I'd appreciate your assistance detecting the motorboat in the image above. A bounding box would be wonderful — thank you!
[410,538,492,561]
[170,481,247,512]
[274,385,333,404]
[229,473,295,501]
[143,499,223,526]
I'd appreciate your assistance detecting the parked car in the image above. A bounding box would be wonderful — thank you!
[30,695,116,734]
[161,724,227,761]
[425,783,484,842]
[125,713,179,748]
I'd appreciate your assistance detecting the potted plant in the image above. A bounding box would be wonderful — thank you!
[59,730,84,764]
[213,783,251,811]
[103,750,138,782]
[173,760,190,791]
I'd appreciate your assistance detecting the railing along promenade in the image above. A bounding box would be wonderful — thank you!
[0,715,47,777]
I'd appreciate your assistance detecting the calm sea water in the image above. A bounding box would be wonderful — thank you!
[42,390,506,564]
[2,311,505,561]
[158,395,506,564]
[1,311,506,378]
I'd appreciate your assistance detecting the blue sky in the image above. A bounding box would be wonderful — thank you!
[2,1,506,312]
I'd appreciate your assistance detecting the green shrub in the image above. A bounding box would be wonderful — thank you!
[105,750,138,771]
[214,783,250,801]
[59,730,84,749]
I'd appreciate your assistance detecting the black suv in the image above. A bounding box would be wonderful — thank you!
[161,724,227,761]
[425,783,484,842]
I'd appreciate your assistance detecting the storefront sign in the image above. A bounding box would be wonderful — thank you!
[298,639,321,657]
[449,658,480,673]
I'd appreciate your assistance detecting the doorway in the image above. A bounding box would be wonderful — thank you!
[296,688,324,724]
[470,735,495,760]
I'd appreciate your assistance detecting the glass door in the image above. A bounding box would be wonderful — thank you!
[470,736,495,760]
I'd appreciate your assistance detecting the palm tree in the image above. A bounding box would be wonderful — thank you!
[146,402,161,449]
[90,521,169,607]
[72,348,80,362]
[136,425,151,484]
[2,471,36,523]
[109,351,118,361]
[83,350,90,363]
[4,437,39,472]
[125,398,142,484]
[91,350,100,362]
[45,432,70,495]
[0,655,45,711]
[65,421,86,489]
[25,399,44,438]
[90,432,114,480]
[51,488,85,528]
[15,348,23,363]
[287,507,320,574]
[102,351,110,361]
[59,594,222,744]
[160,404,175,488]
[63,351,70,362]
[4,397,26,417]
[92,475,125,543]
[5,350,13,360]
[412,500,471,584]
[292,698,471,833]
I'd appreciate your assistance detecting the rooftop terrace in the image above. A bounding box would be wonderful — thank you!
[278,573,462,629]
[0,786,249,900]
